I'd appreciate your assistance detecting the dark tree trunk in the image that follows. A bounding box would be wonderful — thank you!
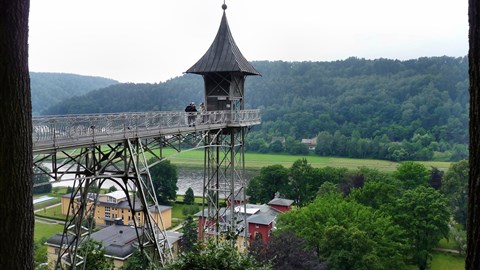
[467,0,480,269]
[0,0,33,269]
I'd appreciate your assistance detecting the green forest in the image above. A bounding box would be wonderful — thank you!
[39,56,469,162]
[247,159,467,270]
[31,72,117,115]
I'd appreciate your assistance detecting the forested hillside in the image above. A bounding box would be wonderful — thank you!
[42,56,469,161]
[31,72,117,114]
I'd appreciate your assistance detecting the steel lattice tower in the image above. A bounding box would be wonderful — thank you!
[186,3,261,245]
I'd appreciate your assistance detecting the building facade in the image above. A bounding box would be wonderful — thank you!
[61,190,172,229]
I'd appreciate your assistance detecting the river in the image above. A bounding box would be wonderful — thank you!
[49,165,258,196]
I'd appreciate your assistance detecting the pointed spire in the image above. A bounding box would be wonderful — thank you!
[222,0,227,11]
[186,4,260,76]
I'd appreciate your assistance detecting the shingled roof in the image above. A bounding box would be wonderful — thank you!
[186,8,260,76]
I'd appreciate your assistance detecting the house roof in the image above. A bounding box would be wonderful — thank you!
[61,192,98,200]
[45,233,76,248]
[104,191,127,200]
[195,203,281,229]
[63,193,171,213]
[91,224,139,259]
[268,198,294,207]
[46,225,183,260]
[247,213,276,225]
[166,231,184,244]
[234,192,250,201]
[185,8,260,76]
[234,205,260,215]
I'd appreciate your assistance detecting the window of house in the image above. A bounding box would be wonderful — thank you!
[105,212,110,218]
[105,207,110,212]
[255,224,259,228]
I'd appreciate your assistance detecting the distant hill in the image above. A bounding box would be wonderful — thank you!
[42,75,204,115]
[41,56,469,161]
[31,72,118,114]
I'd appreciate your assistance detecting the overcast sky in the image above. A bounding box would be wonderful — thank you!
[29,0,468,83]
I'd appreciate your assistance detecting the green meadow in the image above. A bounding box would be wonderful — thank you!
[41,147,452,173]
[34,221,64,242]
[161,149,452,173]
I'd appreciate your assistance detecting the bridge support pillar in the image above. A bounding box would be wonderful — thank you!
[201,127,248,248]
[46,138,172,269]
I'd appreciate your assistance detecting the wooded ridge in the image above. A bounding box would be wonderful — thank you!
[39,56,468,162]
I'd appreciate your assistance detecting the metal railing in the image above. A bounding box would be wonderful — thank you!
[33,110,260,152]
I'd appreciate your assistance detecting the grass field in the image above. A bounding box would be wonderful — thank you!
[403,252,465,270]
[161,149,452,173]
[430,251,465,270]
[43,147,452,173]
[34,221,64,242]
[35,205,67,221]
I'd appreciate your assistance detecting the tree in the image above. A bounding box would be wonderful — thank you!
[391,186,449,270]
[78,239,114,270]
[393,161,430,190]
[348,179,401,211]
[246,165,290,204]
[429,167,443,190]
[34,237,48,268]
[315,131,334,156]
[285,138,309,155]
[441,160,468,228]
[33,165,52,194]
[321,225,381,270]
[246,176,263,204]
[183,187,195,205]
[269,140,284,153]
[164,241,270,270]
[316,166,349,185]
[468,0,480,268]
[249,230,327,270]
[108,185,118,193]
[317,181,340,197]
[149,160,178,204]
[277,195,406,270]
[0,1,34,268]
[120,249,150,270]
[180,215,198,253]
[288,158,317,206]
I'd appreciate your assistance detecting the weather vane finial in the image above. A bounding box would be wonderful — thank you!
[222,0,227,10]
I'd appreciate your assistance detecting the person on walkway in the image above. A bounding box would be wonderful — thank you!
[199,102,207,123]
[185,102,197,126]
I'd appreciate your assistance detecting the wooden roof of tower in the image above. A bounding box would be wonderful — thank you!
[186,4,260,76]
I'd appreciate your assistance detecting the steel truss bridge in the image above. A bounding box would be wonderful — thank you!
[33,109,260,269]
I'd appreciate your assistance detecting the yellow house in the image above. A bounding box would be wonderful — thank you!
[61,190,172,229]
[45,224,183,269]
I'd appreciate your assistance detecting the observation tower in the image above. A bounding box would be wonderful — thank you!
[186,3,260,243]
